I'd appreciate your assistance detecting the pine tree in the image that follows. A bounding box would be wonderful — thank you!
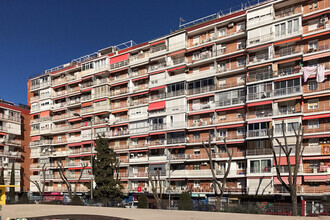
[94,135,122,203]
[178,192,193,210]
[0,167,4,185]
[9,163,15,203]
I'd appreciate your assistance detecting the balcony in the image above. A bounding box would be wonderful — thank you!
[130,98,149,107]
[129,156,148,163]
[113,144,129,150]
[248,33,273,46]
[80,81,94,89]
[168,57,185,66]
[247,90,272,101]
[52,114,68,121]
[150,123,166,131]
[128,172,148,178]
[111,89,128,96]
[0,150,21,158]
[247,129,267,138]
[216,133,245,141]
[274,6,302,20]
[148,62,166,73]
[149,155,167,161]
[277,66,300,77]
[190,119,215,127]
[304,123,330,135]
[188,85,215,95]
[129,53,149,65]
[30,139,52,147]
[248,68,273,83]
[218,81,245,91]
[274,85,301,97]
[249,167,272,174]
[249,53,270,65]
[150,44,166,56]
[110,60,129,70]
[246,148,272,156]
[150,139,165,146]
[150,93,166,101]
[187,69,215,81]
[52,90,67,98]
[305,41,330,54]
[274,106,300,116]
[275,46,302,59]
[247,109,273,120]
[171,169,212,177]
[191,102,216,112]
[216,96,245,107]
[0,114,20,123]
[167,90,185,98]
[167,137,186,145]
[303,166,329,174]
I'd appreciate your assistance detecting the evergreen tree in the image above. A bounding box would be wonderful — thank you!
[178,192,193,210]
[9,163,15,203]
[138,194,148,209]
[0,167,4,185]
[94,135,122,203]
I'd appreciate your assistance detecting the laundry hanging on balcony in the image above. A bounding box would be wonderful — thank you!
[317,64,325,83]
[303,66,317,82]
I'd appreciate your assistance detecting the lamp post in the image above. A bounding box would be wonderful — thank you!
[74,113,94,201]
[168,148,173,209]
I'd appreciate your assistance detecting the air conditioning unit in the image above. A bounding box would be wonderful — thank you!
[228,23,234,28]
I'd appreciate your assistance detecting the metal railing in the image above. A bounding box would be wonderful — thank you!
[247,129,268,137]
[274,85,301,97]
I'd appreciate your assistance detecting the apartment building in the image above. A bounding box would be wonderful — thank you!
[27,0,330,203]
[0,99,30,193]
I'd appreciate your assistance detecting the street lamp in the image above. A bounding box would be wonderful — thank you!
[74,113,94,201]
[167,148,173,209]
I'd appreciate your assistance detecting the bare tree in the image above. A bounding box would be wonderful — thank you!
[148,169,163,209]
[57,161,88,200]
[202,134,232,211]
[268,121,304,216]
[23,164,46,202]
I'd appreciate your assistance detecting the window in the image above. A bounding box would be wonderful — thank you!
[193,52,200,61]
[308,119,319,129]
[193,36,199,45]
[308,99,319,109]
[308,80,318,91]
[237,161,245,169]
[308,19,319,31]
[237,22,245,32]
[194,180,200,187]
[237,58,246,67]
[308,40,318,51]
[193,131,200,140]
[218,28,226,37]
[217,62,226,72]
[237,40,245,50]
[193,148,200,155]
[237,127,245,136]
[218,129,227,138]
[218,112,226,121]
[82,62,93,71]
[308,160,319,168]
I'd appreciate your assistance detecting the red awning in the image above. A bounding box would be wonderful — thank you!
[81,88,92,93]
[68,143,82,147]
[274,176,302,185]
[31,136,40,142]
[149,131,166,136]
[148,101,166,111]
[150,40,165,46]
[150,85,166,91]
[81,102,93,107]
[149,146,165,150]
[273,156,296,166]
[0,132,6,136]
[303,113,330,120]
[216,123,245,129]
[110,53,129,64]
[304,51,330,61]
[247,43,272,52]
[168,49,186,57]
[247,118,272,124]
[303,156,330,160]
[40,111,50,117]
[168,145,186,149]
[274,96,300,103]
[111,81,128,87]
[304,175,328,182]
[131,91,148,97]
[149,162,167,165]
[274,37,301,46]
[68,117,82,123]
[93,98,106,103]
[110,123,128,128]
[216,105,244,112]
[110,67,128,74]
[278,57,301,65]
[188,110,214,116]
[189,127,214,132]
[111,109,128,114]
[130,134,149,139]
[130,150,148,153]
[247,100,272,107]
[187,93,214,100]
[167,65,185,72]
[187,43,214,53]
[149,70,165,75]
[248,62,272,70]
[132,75,149,82]
[81,141,91,145]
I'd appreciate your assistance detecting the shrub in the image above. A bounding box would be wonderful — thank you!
[178,192,193,210]
[138,195,148,209]
[70,195,83,206]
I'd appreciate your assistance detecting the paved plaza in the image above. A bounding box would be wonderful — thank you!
[1,205,327,220]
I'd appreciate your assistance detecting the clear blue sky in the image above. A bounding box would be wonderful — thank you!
[0,0,246,105]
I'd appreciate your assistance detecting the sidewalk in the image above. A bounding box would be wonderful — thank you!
[1,205,325,220]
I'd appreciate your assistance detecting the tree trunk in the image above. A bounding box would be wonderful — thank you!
[291,187,298,216]
[215,196,221,212]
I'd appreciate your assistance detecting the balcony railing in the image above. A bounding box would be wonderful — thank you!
[0,114,20,122]
[110,60,129,70]
[304,123,330,134]
[247,129,267,138]
[277,66,300,77]
[188,85,215,95]
[191,102,216,112]
[150,123,166,131]
[247,109,273,119]
[246,148,272,156]
[275,46,301,58]
[218,81,245,91]
[167,137,186,145]
[274,6,302,19]
[274,85,301,97]
[249,53,269,64]
[247,90,272,101]
[250,167,272,174]
[248,68,273,83]
[216,96,245,107]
